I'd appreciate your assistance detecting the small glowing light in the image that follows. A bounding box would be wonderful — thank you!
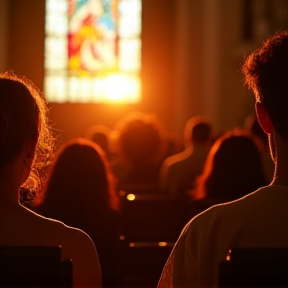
[104,74,128,101]
[127,194,135,201]
[119,235,125,240]
[226,249,232,261]
[129,243,135,247]
[158,242,167,247]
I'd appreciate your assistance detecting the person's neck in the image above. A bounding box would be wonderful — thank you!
[270,135,288,187]
[0,169,21,208]
[271,166,288,187]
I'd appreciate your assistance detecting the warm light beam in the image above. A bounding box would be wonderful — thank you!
[104,74,129,101]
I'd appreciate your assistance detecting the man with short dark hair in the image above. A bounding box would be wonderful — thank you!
[159,116,213,195]
[158,31,288,288]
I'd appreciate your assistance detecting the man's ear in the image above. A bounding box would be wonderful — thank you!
[255,102,273,134]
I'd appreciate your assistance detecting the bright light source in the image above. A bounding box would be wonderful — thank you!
[127,194,135,201]
[104,74,128,101]
[158,242,167,247]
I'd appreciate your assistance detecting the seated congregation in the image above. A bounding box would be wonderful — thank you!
[2,30,288,288]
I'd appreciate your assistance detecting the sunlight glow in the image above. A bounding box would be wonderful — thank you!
[103,74,141,102]
[104,74,128,100]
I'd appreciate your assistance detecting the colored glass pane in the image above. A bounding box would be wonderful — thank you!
[44,0,142,103]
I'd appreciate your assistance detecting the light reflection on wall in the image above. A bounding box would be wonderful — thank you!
[44,0,142,103]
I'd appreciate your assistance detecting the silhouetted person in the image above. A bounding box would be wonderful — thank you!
[0,72,101,287]
[161,133,182,160]
[160,116,213,195]
[186,129,267,220]
[158,31,288,288]
[112,112,166,191]
[32,138,120,287]
[85,124,113,158]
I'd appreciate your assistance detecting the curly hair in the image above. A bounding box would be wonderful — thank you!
[0,71,56,193]
[242,30,288,138]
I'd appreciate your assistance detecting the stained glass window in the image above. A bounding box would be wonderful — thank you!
[44,0,142,103]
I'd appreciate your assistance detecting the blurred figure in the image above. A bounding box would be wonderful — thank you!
[32,138,120,287]
[84,124,114,161]
[159,116,213,195]
[189,129,267,215]
[161,133,182,160]
[112,112,166,190]
[0,72,101,287]
[85,124,111,153]
[245,113,274,183]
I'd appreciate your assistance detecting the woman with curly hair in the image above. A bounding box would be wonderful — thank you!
[0,72,101,287]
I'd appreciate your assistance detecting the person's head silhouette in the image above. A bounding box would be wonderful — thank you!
[37,138,118,212]
[195,129,267,202]
[243,31,288,168]
[0,71,55,200]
